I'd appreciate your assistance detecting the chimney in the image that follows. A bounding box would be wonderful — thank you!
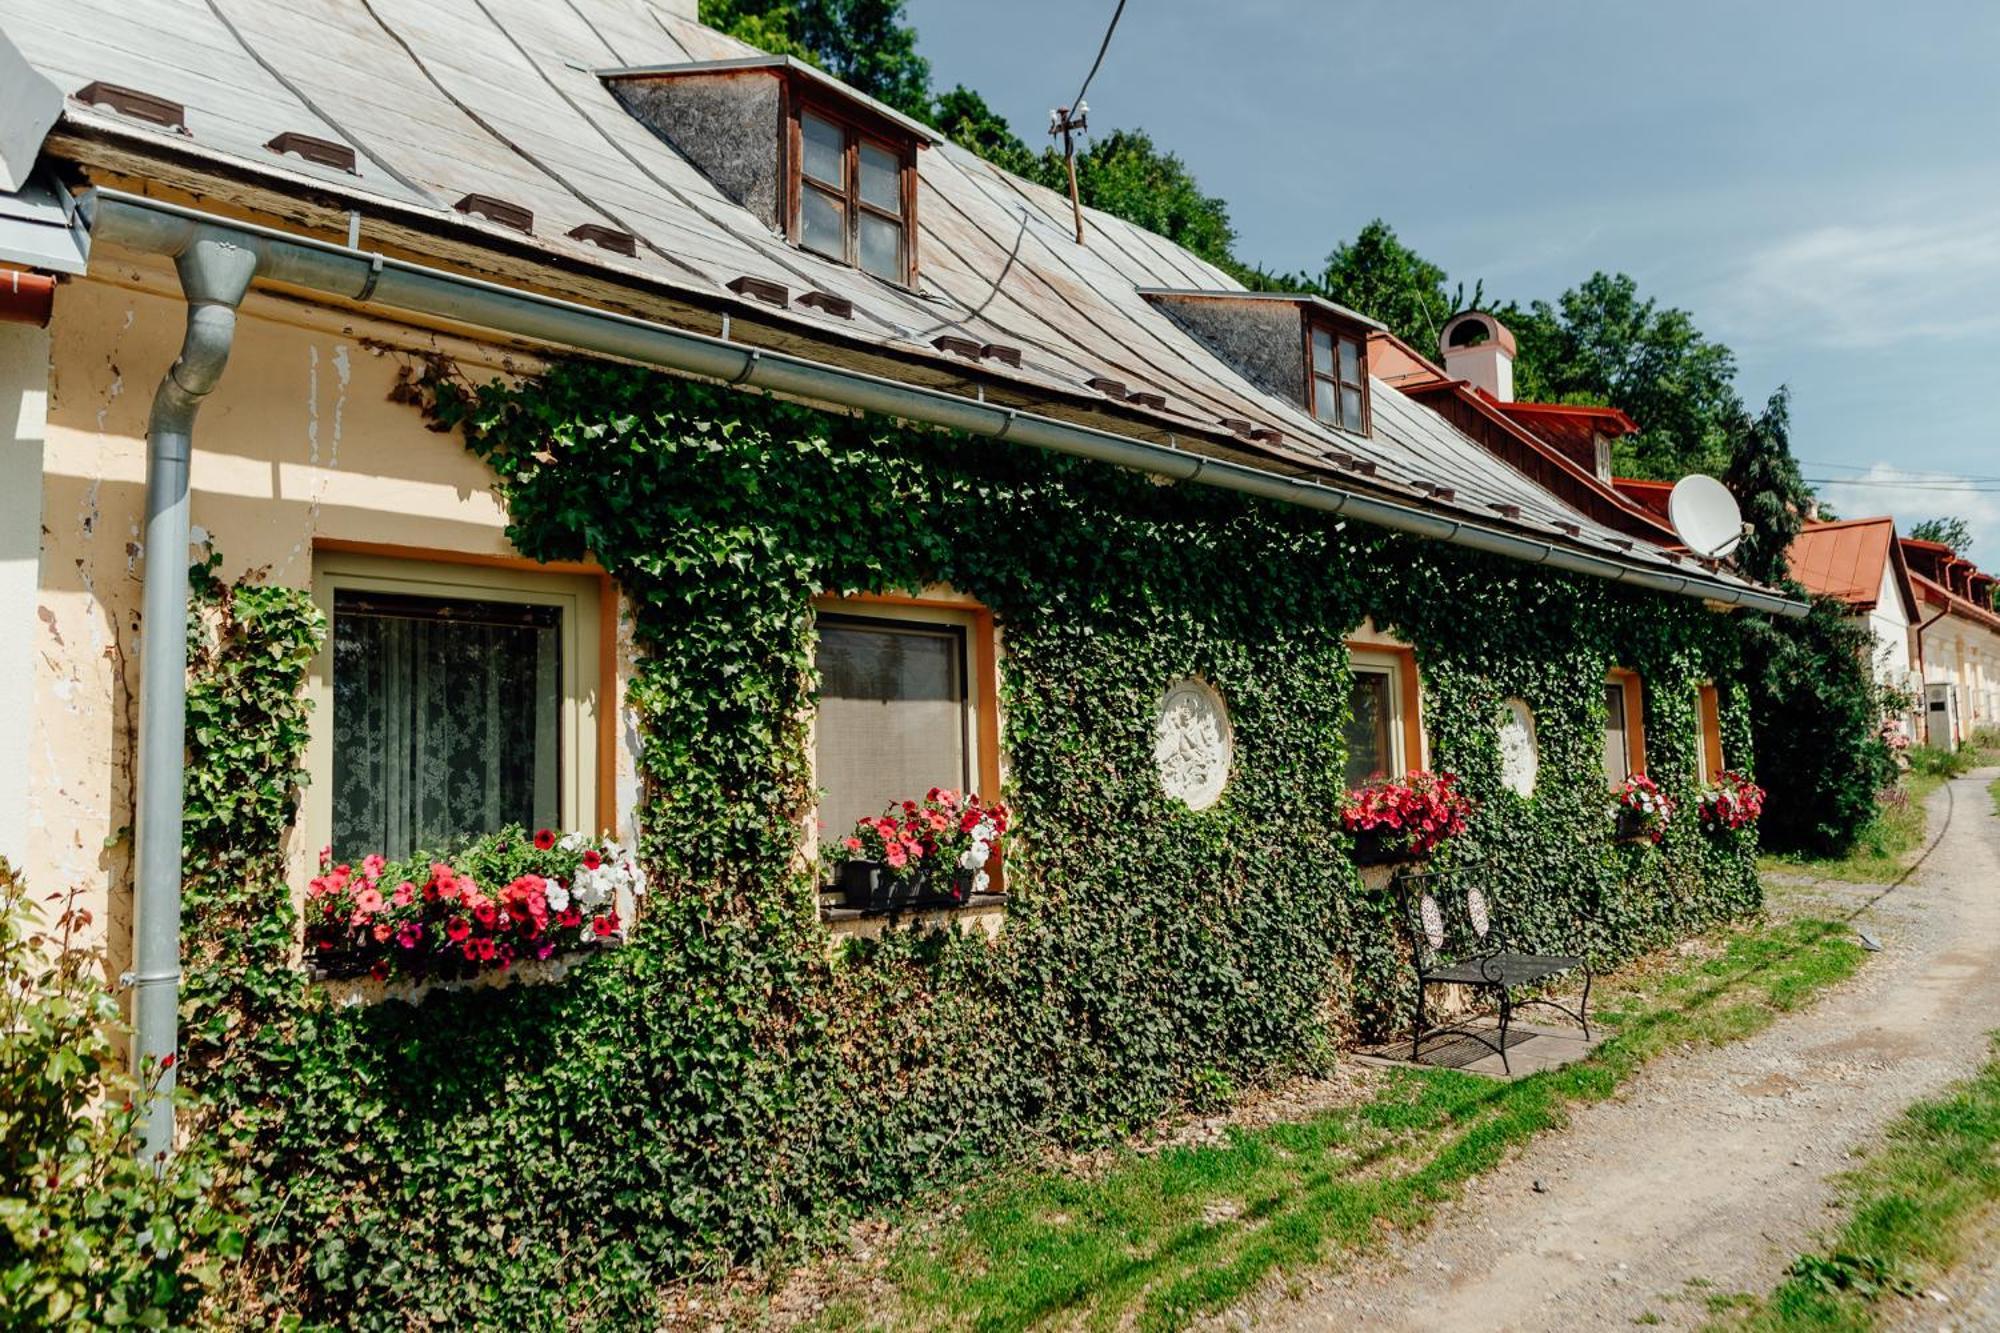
[1438,311,1516,403]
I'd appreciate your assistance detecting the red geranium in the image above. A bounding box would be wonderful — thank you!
[1341,770,1474,860]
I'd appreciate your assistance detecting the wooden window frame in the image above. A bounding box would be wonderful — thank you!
[1696,682,1725,784]
[303,542,615,874]
[808,591,1002,874]
[1604,667,1648,785]
[783,89,919,287]
[1346,643,1423,782]
[1304,316,1372,436]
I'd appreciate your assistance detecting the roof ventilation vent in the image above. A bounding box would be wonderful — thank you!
[453,194,533,233]
[1086,376,1128,399]
[1246,425,1281,444]
[1488,501,1523,520]
[75,82,188,134]
[1423,483,1456,502]
[727,275,789,307]
[1218,416,1252,435]
[1556,520,1582,537]
[933,334,983,360]
[980,343,1022,368]
[567,223,637,256]
[265,132,357,173]
[795,290,854,319]
[1128,389,1167,411]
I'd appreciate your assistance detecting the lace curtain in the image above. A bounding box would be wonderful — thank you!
[814,618,968,838]
[331,590,562,861]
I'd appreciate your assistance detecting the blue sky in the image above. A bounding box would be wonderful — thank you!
[906,0,2000,553]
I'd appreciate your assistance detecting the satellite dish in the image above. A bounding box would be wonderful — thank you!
[1668,474,1745,559]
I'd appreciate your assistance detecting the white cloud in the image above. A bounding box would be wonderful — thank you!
[1819,464,2000,560]
[1710,215,2000,350]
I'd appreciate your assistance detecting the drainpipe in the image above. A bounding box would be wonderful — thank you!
[0,268,56,326]
[1913,598,1950,746]
[128,226,259,1162]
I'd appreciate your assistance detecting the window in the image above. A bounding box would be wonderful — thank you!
[1696,683,1725,783]
[793,105,913,284]
[811,598,997,848]
[1308,322,1369,434]
[307,554,602,863]
[1345,645,1417,787]
[1603,669,1647,785]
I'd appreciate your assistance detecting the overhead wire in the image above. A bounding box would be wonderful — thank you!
[1066,0,1129,117]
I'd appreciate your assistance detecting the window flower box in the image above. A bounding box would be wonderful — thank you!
[1342,770,1474,867]
[829,788,1008,913]
[303,827,644,983]
[1699,771,1766,831]
[1612,772,1674,845]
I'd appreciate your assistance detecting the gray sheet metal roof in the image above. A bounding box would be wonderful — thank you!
[0,168,88,273]
[0,0,1773,599]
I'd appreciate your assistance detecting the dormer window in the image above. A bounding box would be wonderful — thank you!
[600,56,936,289]
[1309,322,1369,434]
[794,105,913,283]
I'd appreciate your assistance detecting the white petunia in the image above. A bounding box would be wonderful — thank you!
[559,831,588,852]
[972,870,991,893]
[545,882,571,912]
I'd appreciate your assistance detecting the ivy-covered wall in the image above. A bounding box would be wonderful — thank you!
[188,360,1759,1327]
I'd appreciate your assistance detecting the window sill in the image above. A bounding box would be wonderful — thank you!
[820,892,1008,941]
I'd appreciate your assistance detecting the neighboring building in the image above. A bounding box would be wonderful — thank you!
[1900,537,2000,744]
[1786,517,1923,738]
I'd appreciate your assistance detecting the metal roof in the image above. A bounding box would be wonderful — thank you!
[597,56,944,145]
[0,168,88,273]
[0,0,1784,602]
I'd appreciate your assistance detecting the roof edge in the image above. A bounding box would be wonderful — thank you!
[597,57,943,145]
[1135,287,1387,333]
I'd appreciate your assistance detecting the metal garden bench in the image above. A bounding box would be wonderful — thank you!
[1396,860,1593,1074]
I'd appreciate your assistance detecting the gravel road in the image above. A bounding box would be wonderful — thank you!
[1252,767,2000,1331]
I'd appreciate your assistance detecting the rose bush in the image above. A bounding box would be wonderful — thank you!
[303,827,645,981]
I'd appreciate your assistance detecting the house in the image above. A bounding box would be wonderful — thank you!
[1785,517,1924,740]
[0,0,1802,1315]
[1899,537,2000,743]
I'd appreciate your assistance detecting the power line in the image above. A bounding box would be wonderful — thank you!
[1805,478,2000,492]
[1067,0,1128,119]
[1801,459,2000,485]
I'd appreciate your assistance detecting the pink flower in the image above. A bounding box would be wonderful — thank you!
[361,854,386,882]
[354,885,384,914]
[397,923,422,948]
[392,881,415,908]
[843,836,863,852]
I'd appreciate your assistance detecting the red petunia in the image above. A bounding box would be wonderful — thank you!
[592,914,615,937]
[534,828,557,851]
[558,906,582,928]
[446,916,472,942]
[582,848,602,871]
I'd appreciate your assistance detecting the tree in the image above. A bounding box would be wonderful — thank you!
[931,84,1038,176]
[1306,220,1461,352]
[699,0,932,118]
[1723,387,1812,587]
[1061,129,1239,271]
[1907,516,1974,554]
[1498,273,1742,481]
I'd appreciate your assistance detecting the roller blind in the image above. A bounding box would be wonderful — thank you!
[815,617,970,841]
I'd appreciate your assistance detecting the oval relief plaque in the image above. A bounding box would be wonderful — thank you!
[1156,678,1233,810]
[1498,698,1539,797]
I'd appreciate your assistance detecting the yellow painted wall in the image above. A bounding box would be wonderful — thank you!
[31,255,637,983]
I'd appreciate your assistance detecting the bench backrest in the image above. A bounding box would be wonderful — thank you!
[1391,860,1501,970]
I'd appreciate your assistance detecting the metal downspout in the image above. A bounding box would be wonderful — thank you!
[129,226,259,1161]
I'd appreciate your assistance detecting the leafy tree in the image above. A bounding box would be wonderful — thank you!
[1499,273,1741,480]
[1907,516,1974,554]
[1060,128,1239,271]
[1723,387,1811,586]
[931,84,1038,176]
[1307,220,1460,351]
[699,0,932,118]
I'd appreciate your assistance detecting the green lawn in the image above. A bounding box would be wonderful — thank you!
[829,916,1866,1332]
[1706,1036,2000,1331]
[1761,772,1942,885]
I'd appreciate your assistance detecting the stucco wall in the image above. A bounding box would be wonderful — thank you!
[31,258,639,978]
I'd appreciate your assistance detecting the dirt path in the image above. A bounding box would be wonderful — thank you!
[1253,768,2000,1332]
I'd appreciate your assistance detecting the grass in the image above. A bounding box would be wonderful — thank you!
[1706,1036,2000,1331]
[1989,774,2000,817]
[1761,771,1942,885]
[854,915,1867,1332]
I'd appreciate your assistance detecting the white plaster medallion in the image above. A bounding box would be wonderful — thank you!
[1498,698,1539,797]
[1155,677,1233,810]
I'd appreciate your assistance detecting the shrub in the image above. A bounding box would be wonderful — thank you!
[1907,744,1975,780]
[0,862,242,1328]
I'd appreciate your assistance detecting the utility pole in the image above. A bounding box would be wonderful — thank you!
[1049,100,1088,245]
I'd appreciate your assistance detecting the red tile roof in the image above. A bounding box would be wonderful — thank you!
[1911,569,2000,633]
[1495,400,1641,451]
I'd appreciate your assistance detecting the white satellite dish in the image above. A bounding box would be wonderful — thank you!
[1667,474,1745,559]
